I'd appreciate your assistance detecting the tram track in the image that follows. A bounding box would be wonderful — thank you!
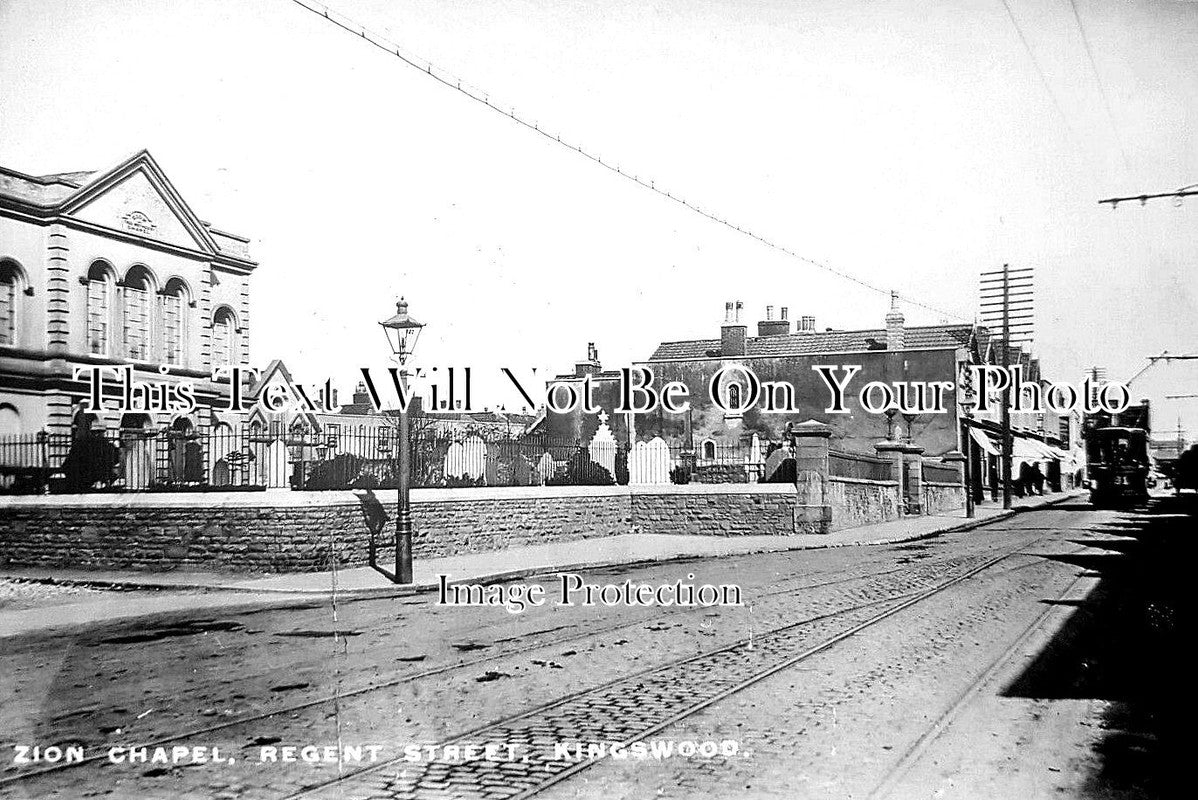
[0,530,1053,799]
[864,542,1095,800]
[276,533,1052,800]
[0,545,957,791]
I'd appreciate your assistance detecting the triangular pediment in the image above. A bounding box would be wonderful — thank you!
[62,152,217,255]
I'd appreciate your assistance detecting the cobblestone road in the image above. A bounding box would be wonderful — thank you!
[0,502,1165,799]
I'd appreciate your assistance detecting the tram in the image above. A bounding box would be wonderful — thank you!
[1085,426,1150,506]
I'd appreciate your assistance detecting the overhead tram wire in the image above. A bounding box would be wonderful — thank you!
[1066,0,1131,172]
[283,0,970,323]
[996,0,1076,139]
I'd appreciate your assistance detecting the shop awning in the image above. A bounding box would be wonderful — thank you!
[1012,437,1048,466]
[969,427,999,456]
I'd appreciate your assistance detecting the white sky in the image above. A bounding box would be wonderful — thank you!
[1,0,1196,430]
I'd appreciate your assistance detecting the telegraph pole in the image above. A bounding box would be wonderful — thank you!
[1001,265,1012,509]
[980,264,1034,510]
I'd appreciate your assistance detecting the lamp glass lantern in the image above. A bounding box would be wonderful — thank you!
[379,297,424,366]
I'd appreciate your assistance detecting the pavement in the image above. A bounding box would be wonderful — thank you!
[0,490,1081,638]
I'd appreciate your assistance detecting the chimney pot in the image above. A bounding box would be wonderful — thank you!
[781,307,789,321]
[885,290,906,350]
[766,305,774,321]
[722,302,748,355]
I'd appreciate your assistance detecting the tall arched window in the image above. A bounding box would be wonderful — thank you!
[0,260,27,347]
[727,383,742,409]
[86,261,116,355]
[122,265,156,361]
[211,306,239,367]
[0,403,20,436]
[160,277,190,366]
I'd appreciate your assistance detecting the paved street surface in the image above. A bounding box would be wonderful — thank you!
[0,499,1187,799]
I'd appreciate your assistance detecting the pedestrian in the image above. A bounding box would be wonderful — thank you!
[1032,463,1045,495]
[1017,462,1033,497]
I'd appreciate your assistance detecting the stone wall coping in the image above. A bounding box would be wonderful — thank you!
[0,489,359,509]
[827,476,900,486]
[627,483,797,496]
[0,483,801,509]
[922,480,965,488]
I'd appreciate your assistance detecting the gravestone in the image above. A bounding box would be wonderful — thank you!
[443,442,465,478]
[462,436,487,479]
[628,436,672,484]
[536,452,557,484]
[747,433,764,483]
[588,411,617,476]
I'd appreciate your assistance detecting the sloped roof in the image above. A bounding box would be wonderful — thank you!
[647,323,976,361]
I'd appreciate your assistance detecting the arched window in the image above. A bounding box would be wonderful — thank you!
[0,260,27,347]
[702,440,716,460]
[211,306,239,368]
[160,278,190,366]
[727,384,742,409]
[86,261,116,355]
[122,265,156,361]
[0,404,20,436]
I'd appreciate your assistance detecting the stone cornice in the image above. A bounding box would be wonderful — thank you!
[0,201,257,273]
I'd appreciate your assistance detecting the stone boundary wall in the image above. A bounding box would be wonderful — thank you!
[0,487,634,573]
[921,481,967,517]
[630,484,799,537]
[0,477,915,574]
[825,477,902,532]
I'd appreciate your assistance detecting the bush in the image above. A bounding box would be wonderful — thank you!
[305,453,364,490]
[61,433,120,491]
[669,465,691,485]
[547,446,614,486]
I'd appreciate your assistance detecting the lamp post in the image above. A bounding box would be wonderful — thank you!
[379,297,424,584]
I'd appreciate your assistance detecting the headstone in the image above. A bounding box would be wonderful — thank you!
[747,433,764,483]
[443,442,464,478]
[628,436,672,484]
[462,436,487,479]
[536,452,556,484]
[589,411,617,475]
[263,439,287,488]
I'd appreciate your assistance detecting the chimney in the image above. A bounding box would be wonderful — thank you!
[352,381,371,406]
[574,341,602,377]
[721,300,747,357]
[757,304,791,337]
[885,290,905,350]
[796,315,816,334]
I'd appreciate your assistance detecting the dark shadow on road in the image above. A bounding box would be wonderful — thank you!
[1002,498,1190,799]
[1066,538,1141,555]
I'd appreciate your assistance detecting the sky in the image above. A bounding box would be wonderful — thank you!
[1,0,1195,430]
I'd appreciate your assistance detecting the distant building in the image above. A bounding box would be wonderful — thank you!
[540,296,1079,492]
[0,150,255,438]
[635,298,984,456]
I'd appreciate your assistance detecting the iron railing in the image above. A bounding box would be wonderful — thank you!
[0,427,931,494]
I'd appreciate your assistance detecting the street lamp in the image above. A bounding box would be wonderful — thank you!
[379,297,425,584]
